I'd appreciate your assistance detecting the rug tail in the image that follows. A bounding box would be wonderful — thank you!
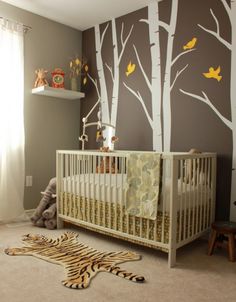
[109,266,145,282]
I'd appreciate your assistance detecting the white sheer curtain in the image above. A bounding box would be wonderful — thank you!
[0,19,26,223]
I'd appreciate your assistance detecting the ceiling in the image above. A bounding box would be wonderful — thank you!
[1,0,153,30]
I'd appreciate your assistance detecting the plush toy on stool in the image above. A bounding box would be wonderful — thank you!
[31,177,57,229]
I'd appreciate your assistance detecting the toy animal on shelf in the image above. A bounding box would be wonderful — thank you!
[34,68,49,88]
[31,177,57,230]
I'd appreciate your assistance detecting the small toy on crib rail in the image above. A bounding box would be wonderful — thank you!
[100,146,110,152]
[185,148,203,184]
[111,135,119,145]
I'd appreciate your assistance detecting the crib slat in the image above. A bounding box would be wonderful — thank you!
[92,155,96,224]
[82,155,86,221]
[121,157,125,233]
[161,159,166,243]
[204,158,208,229]
[192,158,196,236]
[69,154,73,217]
[187,159,192,239]
[87,155,91,223]
[133,212,136,236]
[98,156,101,226]
[202,158,206,231]
[103,156,106,227]
[65,154,69,216]
[72,154,76,218]
[179,160,184,243]
[114,156,118,231]
[200,158,204,232]
[75,154,79,219]
[147,219,150,239]
[211,156,217,223]
[57,153,63,216]
[78,156,82,220]
[196,158,200,233]
[183,160,187,241]
[206,158,211,228]
[108,156,112,229]
[169,157,178,267]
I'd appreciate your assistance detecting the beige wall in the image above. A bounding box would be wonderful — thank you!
[0,1,82,209]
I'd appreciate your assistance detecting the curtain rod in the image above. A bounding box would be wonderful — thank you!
[0,16,32,31]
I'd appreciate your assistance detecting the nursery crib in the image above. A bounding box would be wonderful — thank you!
[56,150,216,267]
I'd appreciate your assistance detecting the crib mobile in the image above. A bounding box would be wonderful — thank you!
[79,98,118,150]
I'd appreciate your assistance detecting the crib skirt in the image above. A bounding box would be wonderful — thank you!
[60,192,211,252]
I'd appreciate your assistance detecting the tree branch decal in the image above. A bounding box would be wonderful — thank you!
[180,88,232,130]
[221,0,231,18]
[133,44,152,91]
[172,48,196,67]
[123,82,153,127]
[100,23,109,50]
[87,73,101,99]
[118,23,134,64]
[171,64,188,91]
[197,9,231,50]
[159,21,170,32]
[139,19,149,25]
[105,63,114,82]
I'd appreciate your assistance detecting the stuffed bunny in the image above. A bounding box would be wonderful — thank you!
[34,68,49,88]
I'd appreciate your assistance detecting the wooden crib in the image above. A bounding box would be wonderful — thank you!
[56,150,216,267]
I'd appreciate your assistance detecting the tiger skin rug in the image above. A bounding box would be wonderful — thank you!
[4,231,145,289]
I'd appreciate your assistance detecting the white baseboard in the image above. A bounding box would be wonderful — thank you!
[25,209,35,217]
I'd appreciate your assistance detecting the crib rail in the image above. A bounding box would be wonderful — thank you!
[56,150,216,267]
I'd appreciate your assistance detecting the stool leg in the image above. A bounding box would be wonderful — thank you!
[228,234,235,262]
[208,230,217,256]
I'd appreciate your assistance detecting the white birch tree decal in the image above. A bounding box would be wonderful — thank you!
[180,0,236,221]
[94,23,110,142]
[124,1,162,152]
[93,21,133,149]
[123,0,195,151]
[162,0,178,152]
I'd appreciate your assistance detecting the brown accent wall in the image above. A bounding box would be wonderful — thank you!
[82,0,232,220]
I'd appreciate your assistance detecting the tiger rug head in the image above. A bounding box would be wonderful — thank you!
[5,231,145,289]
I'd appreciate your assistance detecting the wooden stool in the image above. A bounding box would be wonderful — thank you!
[208,221,236,261]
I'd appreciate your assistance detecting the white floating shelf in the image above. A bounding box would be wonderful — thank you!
[32,86,85,100]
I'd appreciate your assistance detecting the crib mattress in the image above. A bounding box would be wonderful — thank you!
[62,174,125,204]
[62,174,211,213]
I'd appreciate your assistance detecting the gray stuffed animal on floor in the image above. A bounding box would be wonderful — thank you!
[31,177,57,229]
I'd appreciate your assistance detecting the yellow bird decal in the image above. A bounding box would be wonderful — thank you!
[126,61,136,77]
[203,66,222,82]
[183,37,197,50]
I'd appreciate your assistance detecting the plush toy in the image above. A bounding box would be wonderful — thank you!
[96,147,116,173]
[34,68,49,88]
[185,148,202,184]
[31,177,57,230]
[42,202,57,220]
[44,217,57,230]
